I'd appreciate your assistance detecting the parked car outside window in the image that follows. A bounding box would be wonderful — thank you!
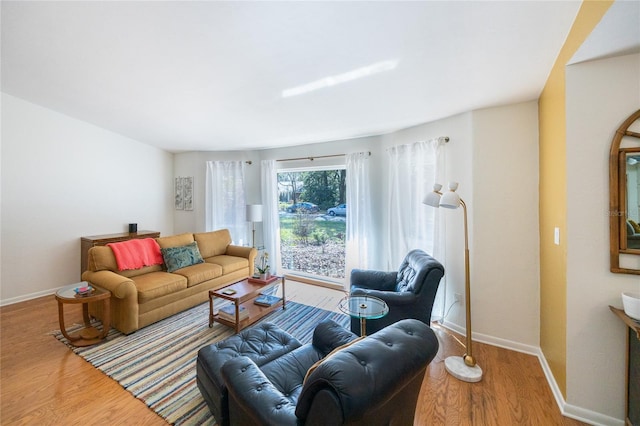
[286,202,319,213]
[327,204,347,216]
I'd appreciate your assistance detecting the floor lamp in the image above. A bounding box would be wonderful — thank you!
[246,204,263,248]
[423,182,483,383]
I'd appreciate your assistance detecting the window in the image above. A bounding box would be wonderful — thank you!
[277,167,346,282]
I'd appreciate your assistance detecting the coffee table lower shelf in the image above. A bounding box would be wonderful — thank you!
[208,276,286,333]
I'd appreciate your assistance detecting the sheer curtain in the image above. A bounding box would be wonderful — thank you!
[261,160,282,275]
[205,161,247,244]
[345,152,373,285]
[387,138,446,320]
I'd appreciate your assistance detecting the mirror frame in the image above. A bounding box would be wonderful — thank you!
[609,109,640,275]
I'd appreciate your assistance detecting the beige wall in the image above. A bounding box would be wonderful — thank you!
[565,52,640,421]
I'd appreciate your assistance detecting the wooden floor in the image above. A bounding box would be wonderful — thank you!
[1,281,585,425]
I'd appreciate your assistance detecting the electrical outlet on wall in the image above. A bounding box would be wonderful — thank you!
[454,293,463,303]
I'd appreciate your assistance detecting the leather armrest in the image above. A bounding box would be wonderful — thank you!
[349,287,417,306]
[350,269,397,291]
[221,356,298,426]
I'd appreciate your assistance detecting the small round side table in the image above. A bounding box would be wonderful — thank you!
[339,295,389,336]
[55,283,111,346]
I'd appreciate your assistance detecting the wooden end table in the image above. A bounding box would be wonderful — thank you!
[55,283,111,346]
[209,276,285,333]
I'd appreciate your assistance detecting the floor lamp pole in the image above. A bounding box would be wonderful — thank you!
[444,198,483,382]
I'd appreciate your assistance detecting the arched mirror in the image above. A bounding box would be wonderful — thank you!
[610,109,640,275]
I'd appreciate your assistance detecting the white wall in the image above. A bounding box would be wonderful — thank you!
[175,103,542,351]
[1,93,174,304]
[565,53,640,421]
[472,102,540,347]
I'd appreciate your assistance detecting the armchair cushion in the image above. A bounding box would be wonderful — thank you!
[350,269,397,291]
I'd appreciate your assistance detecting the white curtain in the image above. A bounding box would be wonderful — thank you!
[387,138,446,320]
[261,160,282,275]
[205,161,247,245]
[345,152,373,285]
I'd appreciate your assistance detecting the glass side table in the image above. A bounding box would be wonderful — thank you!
[339,295,389,336]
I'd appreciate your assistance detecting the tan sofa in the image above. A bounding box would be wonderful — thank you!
[82,229,257,334]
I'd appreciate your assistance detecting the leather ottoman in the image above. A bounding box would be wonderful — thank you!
[196,322,301,426]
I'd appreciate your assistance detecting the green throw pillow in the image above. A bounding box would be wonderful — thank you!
[161,242,204,272]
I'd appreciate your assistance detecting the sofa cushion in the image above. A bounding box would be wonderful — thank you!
[194,229,232,258]
[87,246,162,277]
[161,242,205,272]
[132,271,188,303]
[156,233,195,249]
[172,262,223,287]
[206,255,248,275]
[88,245,119,272]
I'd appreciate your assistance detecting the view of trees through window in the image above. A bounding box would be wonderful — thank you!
[278,168,346,280]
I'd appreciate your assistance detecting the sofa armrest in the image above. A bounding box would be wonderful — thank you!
[350,269,397,291]
[225,245,257,275]
[81,270,137,299]
[221,356,298,426]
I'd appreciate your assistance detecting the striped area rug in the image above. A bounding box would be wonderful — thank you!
[53,300,349,425]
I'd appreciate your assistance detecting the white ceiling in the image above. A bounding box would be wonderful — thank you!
[0,1,594,153]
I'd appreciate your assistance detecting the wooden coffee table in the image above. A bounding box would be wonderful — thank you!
[209,276,285,333]
[55,283,111,346]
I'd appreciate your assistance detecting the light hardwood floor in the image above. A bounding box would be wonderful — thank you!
[1,281,585,425]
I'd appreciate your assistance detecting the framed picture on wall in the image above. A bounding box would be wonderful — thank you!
[183,177,193,211]
[175,177,184,210]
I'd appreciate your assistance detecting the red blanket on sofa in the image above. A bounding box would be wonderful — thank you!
[107,238,163,271]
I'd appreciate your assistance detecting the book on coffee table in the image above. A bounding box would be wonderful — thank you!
[218,305,249,321]
[253,294,281,307]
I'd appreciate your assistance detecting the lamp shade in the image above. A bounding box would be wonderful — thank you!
[423,191,441,207]
[422,183,443,207]
[440,182,461,209]
[246,204,263,222]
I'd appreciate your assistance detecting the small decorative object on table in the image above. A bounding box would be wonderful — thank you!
[74,284,95,296]
[256,251,270,280]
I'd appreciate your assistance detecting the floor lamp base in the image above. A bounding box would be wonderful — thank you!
[444,356,483,383]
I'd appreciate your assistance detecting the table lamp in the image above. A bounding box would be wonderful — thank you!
[246,204,263,248]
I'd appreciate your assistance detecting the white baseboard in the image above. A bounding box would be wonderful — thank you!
[0,286,61,307]
[439,320,625,426]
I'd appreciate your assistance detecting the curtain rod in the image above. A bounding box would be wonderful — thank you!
[277,151,371,163]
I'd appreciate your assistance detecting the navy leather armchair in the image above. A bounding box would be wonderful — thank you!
[221,319,439,426]
[350,249,444,335]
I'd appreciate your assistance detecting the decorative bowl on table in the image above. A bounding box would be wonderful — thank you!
[74,285,94,296]
[622,292,640,320]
